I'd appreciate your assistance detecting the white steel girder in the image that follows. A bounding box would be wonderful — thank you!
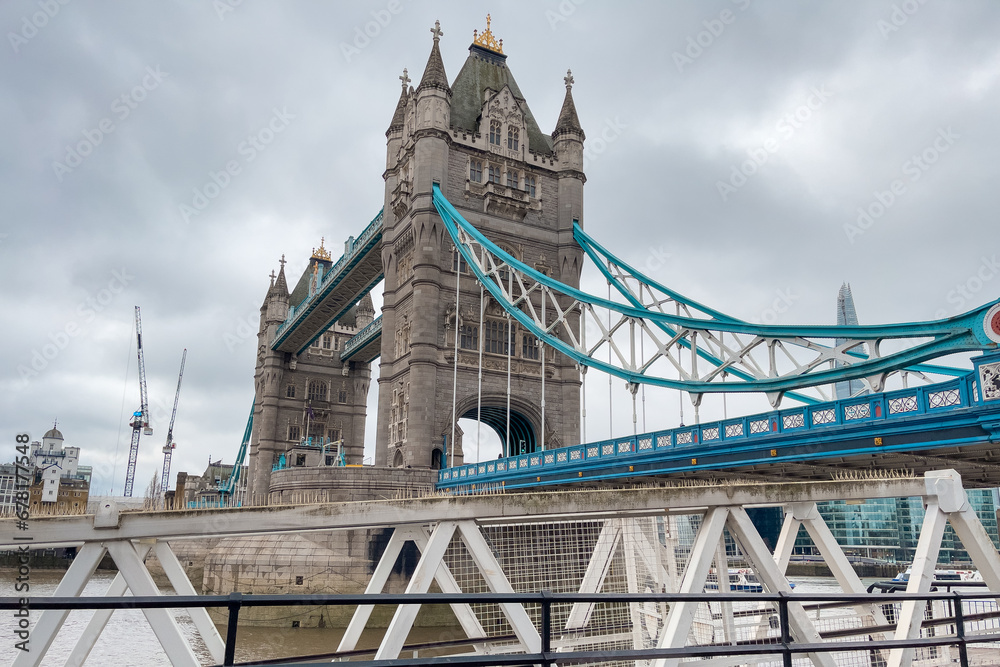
[337,525,489,656]
[16,539,221,667]
[64,542,154,667]
[11,470,1000,665]
[366,520,540,661]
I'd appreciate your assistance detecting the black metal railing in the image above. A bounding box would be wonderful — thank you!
[4,589,1000,666]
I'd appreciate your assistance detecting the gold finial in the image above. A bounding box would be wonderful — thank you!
[311,237,332,261]
[473,14,503,54]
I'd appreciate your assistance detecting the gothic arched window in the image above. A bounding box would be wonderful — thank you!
[522,334,540,360]
[307,380,327,402]
[524,175,536,198]
[507,126,519,151]
[460,325,478,350]
[488,165,501,184]
[452,247,468,274]
[469,159,482,183]
[506,170,518,189]
[484,319,511,355]
[489,120,502,146]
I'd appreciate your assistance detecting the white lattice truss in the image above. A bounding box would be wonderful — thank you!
[5,470,1000,666]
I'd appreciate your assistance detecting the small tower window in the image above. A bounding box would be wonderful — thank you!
[307,381,327,402]
[489,120,502,145]
[322,333,332,349]
[286,385,296,398]
[460,325,479,350]
[524,176,536,198]
[288,425,300,441]
[522,334,540,360]
[507,126,519,151]
[484,320,511,355]
[506,171,518,189]
[469,160,482,183]
[452,248,468,274]
[339,390,348,403]
[488,165,501,184]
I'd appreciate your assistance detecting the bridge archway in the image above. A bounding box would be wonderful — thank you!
[456,394,539,460]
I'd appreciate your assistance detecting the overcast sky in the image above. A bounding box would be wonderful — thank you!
[2,1,999,493]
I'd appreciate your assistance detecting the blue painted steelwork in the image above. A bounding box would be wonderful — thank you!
[577,226,971,385]
[340,314,382,362]
[219,401,254,497]
[433,185,998,398]
[271,209,384,354]
[436,371,999,491]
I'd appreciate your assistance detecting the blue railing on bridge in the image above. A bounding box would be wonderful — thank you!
[438,373,981,487]
[342,314,382,358]
[273,208,384,341]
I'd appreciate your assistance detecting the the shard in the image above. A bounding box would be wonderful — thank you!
[835,283,867,399]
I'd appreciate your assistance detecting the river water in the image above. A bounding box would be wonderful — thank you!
[0,570,989,665]
[0,569,436,665]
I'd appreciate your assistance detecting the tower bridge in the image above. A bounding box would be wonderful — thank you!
[9,16,1000,667]
[243,15,1000,499]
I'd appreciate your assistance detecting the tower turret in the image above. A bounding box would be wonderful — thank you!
[553,70,585,286]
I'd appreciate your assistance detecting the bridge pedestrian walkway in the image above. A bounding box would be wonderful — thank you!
[270,209,383,356]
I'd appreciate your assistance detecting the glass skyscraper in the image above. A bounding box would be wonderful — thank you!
[835,283,868,400]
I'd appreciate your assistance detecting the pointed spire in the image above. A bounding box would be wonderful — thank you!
[417,20,450,94]
[553,69,584,139]
[273,254,288,295]
[387,68,409,134]
[357,293,375,316]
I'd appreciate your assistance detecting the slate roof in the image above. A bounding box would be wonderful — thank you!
[554,85,584,139]
[449,44,554,155]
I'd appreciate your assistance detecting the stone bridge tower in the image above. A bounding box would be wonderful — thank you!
[375,17,586,470]
[247,244,374,500]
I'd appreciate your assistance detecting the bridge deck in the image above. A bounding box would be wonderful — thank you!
[438,373,1000,490]
[271,209,384,355]
[340,314,382,363]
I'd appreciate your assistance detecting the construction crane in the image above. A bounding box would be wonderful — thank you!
[123,306,152,497]
[160,348,187,505]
